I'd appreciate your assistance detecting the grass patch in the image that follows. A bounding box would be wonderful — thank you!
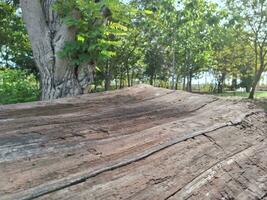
[214,91,267,111]
[215,91,267,99]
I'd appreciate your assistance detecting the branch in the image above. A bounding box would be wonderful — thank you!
[247,16,257,36]
[20,0,53,73]
[20,0,50,45]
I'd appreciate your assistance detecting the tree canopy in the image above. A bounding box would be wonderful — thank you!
[0,0,267,103]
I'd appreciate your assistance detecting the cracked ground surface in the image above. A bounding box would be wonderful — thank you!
[0,85,266,200]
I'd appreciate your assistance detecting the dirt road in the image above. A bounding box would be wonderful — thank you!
[0,85,266,200]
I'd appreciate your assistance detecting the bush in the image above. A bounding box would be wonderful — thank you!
[0,68,40,104]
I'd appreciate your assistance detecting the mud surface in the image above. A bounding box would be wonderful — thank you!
[0,85,266,200]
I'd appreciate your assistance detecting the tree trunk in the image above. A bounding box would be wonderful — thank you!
[119,65,123,89]
[21,0,93,100]
[125,62,130,87]
[175,74,179,90]
[249,48,266,99]
[217,72,226,93]
[182,76,186,91]
[149,74,154,86]
[104,62,111,91]
[153,74,157,86]
[171,46,176,90]
[249,64,265,99]
[171,74,175,90]
[254,39,258,77]
[131,68,134,86]
[5,46,9,67]
[231,76,237,91]
[115,78,118,89]
[187,71,192,92]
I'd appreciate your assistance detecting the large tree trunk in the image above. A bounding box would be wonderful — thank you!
[20,0,93,100]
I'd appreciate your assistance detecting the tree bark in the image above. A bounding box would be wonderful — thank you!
[187,71,192,92]
[131,68,134,86]
[182,76,186,91]
[104,62,111,91]
[249,47,266,99]
[175,74,179,90]
[119,65,124,89]
[115,78,118,89]
[20,0,93,100]
[231,75,237,91]
[249,63,265,99]
[149,74,154,86]
[125,61,130,87]
[217,72,226,93]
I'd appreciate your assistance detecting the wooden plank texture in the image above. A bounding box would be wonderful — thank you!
[0,85,266,200]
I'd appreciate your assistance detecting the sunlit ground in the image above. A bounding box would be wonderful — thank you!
[214,91,267,111]
[215,91,267,98]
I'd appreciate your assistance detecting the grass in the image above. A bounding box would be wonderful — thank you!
[215,91,267,99]
[214,91,267,111]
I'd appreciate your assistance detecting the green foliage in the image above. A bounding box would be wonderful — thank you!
[226,0,267,98]
[0,68,39,104]
[0,1,36,73]
[54,0,129,66]
[2,0,266,103]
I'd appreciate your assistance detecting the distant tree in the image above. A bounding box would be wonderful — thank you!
[177,0,221,92]
[227,0,267,99]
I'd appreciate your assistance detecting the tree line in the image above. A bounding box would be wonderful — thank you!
[1,0,267,101]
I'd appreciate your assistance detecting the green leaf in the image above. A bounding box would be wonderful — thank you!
[144,9,153,15]
[77,35,85,42]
